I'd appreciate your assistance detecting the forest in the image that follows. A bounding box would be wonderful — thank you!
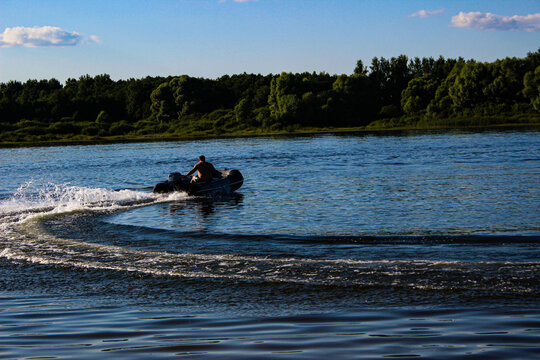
[1,50,539,144]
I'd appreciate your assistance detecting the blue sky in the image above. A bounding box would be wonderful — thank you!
[1,0,539,83]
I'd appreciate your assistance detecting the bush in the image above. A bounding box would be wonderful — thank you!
[134,119,154,128]
[15,119,45,128]
[378,104,401,118]
[253,107,270,127]
[14,126,48,136]
[136,127,154,135]
[109,121,134,135]
[0,123,16,132]
[81,124,101,136]
[190,119,213,132]
[136,124,168,135]
[48,122,78,135]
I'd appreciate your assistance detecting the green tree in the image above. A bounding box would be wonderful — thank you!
[354,59,368,76]
[426,60,465,116]
[125,77,164,121]
[170,75,221,117]
[234,97,251,124]
[484,58,527,104]
[523,65,540,111]
[401,74,438,115]
[448,61,491,108]
[150,82,175,124]
[268,73,301,124]
[329,73,372,125]
[368,55,412,116]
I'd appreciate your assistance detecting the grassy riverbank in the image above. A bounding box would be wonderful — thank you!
[2,121,539,148]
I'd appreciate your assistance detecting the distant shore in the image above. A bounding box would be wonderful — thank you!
[2,51,539,148]
[2,122,539,148]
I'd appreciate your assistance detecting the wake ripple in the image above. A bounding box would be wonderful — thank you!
[1,182,539,297]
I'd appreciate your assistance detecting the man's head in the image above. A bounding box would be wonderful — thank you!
[199,155,206,162]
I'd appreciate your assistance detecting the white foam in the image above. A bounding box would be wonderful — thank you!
[0,181,192,267]
[0,181,190,223]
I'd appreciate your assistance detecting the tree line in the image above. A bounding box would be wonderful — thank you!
[1,49,539,143]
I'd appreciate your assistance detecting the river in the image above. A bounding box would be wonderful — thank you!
[1,130,539,359]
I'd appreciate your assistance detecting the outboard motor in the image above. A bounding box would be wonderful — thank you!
[168,172,182,183]
[153,181,170,193]
[153,172,182,193]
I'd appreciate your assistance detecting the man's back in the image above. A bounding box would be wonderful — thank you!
[195,161,218,182]
[184,155,220,183]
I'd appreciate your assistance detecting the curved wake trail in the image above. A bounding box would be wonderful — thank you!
[1,182,539,296]
[4,220,539,292]
[0,182,186,274]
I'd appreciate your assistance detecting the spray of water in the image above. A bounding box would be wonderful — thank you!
[0,181,188,254]
[0,181,187,220]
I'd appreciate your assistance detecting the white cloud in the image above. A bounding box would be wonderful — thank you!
[451,11,540,32]
[89,35,102,44]
[0,26,85,47]
[410,9,444,18]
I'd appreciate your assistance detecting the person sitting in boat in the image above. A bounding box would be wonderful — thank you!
[182,155,221,183]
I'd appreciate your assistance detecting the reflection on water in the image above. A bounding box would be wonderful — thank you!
[169,193,244,220]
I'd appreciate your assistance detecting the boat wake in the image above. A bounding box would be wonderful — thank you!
[0,181,189,273]
[1,182,539,304]
[0,181,189,224]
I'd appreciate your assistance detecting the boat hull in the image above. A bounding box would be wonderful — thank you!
[153,169,243,197]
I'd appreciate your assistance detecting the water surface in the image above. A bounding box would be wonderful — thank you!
[1,130,539,358]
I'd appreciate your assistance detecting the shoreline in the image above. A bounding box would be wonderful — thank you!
[1,122,539,148]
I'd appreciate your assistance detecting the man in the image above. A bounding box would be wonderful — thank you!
[182,155,221,183]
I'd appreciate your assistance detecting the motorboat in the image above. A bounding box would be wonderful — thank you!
[153,169,243,197]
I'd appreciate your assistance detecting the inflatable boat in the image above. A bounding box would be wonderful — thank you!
[153,169,243,197]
